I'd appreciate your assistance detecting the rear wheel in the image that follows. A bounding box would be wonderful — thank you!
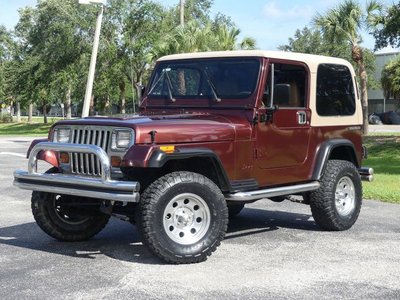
[137,171,228,264]
[31,191,110,242]
[310,160,362,231]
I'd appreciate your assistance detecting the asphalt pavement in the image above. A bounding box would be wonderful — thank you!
[0,136,399,299]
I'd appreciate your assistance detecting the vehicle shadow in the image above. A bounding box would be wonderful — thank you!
[0,208,318,265]
[226,207,318,239]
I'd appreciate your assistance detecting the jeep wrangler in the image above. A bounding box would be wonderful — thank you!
[14,50,373,264]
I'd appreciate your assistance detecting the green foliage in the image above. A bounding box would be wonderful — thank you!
[363,135,400,203]
[373,3,400,49]
[381,55,400,106]
[149,16,256,60]
[0,113,13,123]
[1,0,255,119]
[0,25,14,101]
[312,0,383,134]
[313,0,382,47]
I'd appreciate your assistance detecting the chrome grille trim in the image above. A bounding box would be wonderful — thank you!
[53,125,134,177]
[69,127,112,176]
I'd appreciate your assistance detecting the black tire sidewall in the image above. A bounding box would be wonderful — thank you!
[32,191,109,241]
[310,160,362,231]
[138,172,228,263]
[37,192,100,232]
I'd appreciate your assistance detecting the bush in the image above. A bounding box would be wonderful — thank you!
[0,113,13,123]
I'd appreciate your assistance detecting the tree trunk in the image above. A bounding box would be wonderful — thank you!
[135,84,142,112]
[180,0,185,27]
[43,103,48,124]
[89,94,95,116]
[16,102,21,122]
[104,95,111,114]
[119,81,126,114]
[28,103,33,123]
[352,45,369,135]
[134,74,144,114]
[66,85,72,119]
[9,99,14,116]
[178,70,186,95]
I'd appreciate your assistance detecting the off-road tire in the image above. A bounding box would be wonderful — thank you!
[310,160,362,231]
[31,191,110,242]
[227,203,245,219]
[137,171,228,264]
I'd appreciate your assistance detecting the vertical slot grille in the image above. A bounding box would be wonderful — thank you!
[70,128,111,176]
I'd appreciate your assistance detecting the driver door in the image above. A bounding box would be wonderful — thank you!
[255,61,311,186]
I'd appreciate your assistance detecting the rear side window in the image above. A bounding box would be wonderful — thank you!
[316,64,356,116]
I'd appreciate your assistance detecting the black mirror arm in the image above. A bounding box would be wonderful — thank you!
[265,105,279,122]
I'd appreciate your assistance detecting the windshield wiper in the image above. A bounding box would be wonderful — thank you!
[163,68,176,102]
[147,68,175,102]
[203,69,221,102]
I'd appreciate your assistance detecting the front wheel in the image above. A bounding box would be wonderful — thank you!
[310,160,362,231]
[31,191,110,242]
[137,171,228,264]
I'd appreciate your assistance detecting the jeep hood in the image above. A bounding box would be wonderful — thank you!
[54,113,252,144]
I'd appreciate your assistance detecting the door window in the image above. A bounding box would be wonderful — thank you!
[264,63,307,108]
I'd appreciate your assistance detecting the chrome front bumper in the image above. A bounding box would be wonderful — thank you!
[13,142,140,202]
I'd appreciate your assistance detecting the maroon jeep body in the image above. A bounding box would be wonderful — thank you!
[14,50,373,264]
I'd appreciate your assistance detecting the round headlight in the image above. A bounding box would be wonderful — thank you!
[53,127,71,143]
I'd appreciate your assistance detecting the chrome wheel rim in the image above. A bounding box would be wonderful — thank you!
[335,176,356,217]
[163,193,211,245]
[53,195,89,225]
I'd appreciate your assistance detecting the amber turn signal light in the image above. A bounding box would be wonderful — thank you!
[60,152,69,164]
[111,156,122,167]
[160,145,175,153]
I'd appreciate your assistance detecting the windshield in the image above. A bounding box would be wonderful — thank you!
[147,58,260,101]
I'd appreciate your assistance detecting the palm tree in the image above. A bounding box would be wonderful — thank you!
[213,25,256,51]
[381,57,400,103]
[313,0,382,134]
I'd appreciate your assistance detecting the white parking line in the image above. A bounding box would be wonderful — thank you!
[0,152,25,158]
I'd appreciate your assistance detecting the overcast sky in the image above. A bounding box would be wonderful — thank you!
[1,0,398,52]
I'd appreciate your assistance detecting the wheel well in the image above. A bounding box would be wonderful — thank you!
[163,158,230,192]
[329,146,358,167]
[312,141,360,181]
[122,157,230,192]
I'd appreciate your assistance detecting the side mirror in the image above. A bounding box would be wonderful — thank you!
[273,84,291,106]
[139,85,146,97]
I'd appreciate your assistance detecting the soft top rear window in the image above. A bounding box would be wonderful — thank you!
[316,64,356,116]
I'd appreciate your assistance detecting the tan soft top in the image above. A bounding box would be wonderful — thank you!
[157,50,362,127]
[157,50,353,73]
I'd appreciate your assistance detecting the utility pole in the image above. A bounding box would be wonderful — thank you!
[79,0,106,118]
[180,0,185,26]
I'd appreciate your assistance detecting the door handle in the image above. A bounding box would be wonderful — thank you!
[297,111,307,125]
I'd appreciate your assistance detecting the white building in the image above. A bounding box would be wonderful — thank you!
[368,51,400,113]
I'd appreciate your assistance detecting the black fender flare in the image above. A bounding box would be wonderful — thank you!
[148,148,231,192]
[312,139,359,181]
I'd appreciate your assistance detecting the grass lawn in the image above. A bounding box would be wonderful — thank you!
[0,122,52,136]
[0,116,64,136]
[363,135,400,204]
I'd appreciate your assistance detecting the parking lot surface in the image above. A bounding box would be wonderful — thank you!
[0,136,399,299]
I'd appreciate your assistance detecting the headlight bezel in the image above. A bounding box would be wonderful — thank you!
[52,127,71,143]
[111,128,135,151]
